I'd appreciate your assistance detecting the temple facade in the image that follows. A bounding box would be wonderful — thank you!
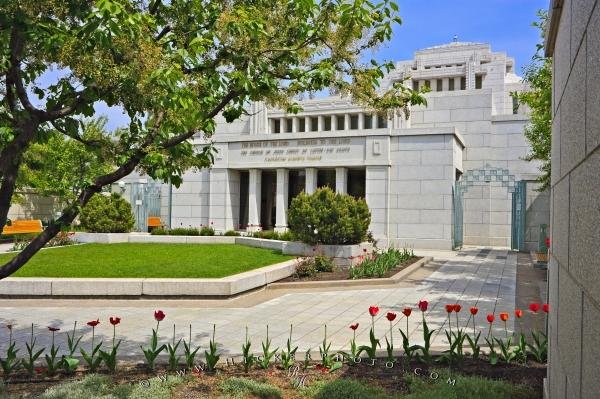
[117,41,550,250]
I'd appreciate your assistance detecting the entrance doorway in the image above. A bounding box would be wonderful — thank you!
[452,166,525,251]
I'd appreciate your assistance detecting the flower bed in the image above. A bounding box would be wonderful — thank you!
[0,301,549,399]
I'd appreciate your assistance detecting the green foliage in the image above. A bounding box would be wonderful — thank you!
[204,324,220,372]
[288,188,371,245]
[37,374,182,399]
[349,247,414,279]
[310,379,391,399]
[140,322,166,370]
[220,377,282,399]
[280,324,298,370]
[293,258,317,278]
[18,119,114,202]
[241,326,255,373]
[166,324,182,371]
[21,324,44,377]
[314,255,334,272]
[224,230,241,236]
[199,226,215,236]
[0,334,20,380]
[183,324,201,370]
[79,193,135,233]
[526,331,547,363]
[259,325,278,370]
[251,230,294,241]
[404,369,536,399]
[512,10,552,191]
[150,227,169,235]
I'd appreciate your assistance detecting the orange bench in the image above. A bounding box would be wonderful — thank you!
[147,217,163,228]
[2,219,43,235]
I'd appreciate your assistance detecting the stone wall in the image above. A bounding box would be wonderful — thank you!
[546,0,600,398]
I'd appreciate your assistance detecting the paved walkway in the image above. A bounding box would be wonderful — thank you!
[0,247,516,360]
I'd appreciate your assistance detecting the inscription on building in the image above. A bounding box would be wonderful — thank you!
[234,138,356,164]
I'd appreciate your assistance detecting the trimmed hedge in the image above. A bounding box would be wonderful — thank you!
[79,193,135,233]
[288,187,370,245]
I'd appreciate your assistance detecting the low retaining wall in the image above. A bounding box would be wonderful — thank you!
[0,259,297,298]
[72,233,373,266]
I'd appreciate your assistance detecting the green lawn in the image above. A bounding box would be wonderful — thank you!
[1,243,294,278]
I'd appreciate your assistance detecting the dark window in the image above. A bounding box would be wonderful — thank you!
[285,118,293,133]
[310,117,318,132]
[364,114,373,129]
[336,115,345,130]
[436,79,443,91]
[460,77,466,90]
[412,79,419,90]
[317,169,336,190]
[350,114,359,130]
[449,78,455,91]
[323,116,331,131]
[512,96,519,115]
[377,115,388,129]
[298,117,306,132]
[271,119,280,134]
[475,75,483,89]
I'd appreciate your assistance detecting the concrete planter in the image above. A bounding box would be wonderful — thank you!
[73,232,236,244]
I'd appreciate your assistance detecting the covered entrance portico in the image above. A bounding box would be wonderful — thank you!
[239,167,366,232]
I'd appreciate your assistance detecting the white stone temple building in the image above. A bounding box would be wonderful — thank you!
[115,41,550,250]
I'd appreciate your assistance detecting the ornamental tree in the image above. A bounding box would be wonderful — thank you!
[512,10,552,191]
[0,0,426,278]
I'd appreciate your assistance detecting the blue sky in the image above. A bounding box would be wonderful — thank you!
[94,0,549,131]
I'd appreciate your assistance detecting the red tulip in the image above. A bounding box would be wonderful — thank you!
[402,307,412,317]
[154,310,166,322]
[470,307,478,315]
[545,237,551,248]
[368,306,379,317]
[499,312,509,322]
[386,312,397,322]
[349,323,359,330]
[529,303,540,313]
[87,319,100,327]
[543,304,550,313]
[453,304,462,313]
[418,300,428,312]
[48,326,60,332]
[109,317,121,326]
[515,309,523,318]
[445,304,454,313]
[486,314,495,323]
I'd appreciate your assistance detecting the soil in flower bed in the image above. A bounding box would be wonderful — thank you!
[280,256,423,282]
[2,357,545,398]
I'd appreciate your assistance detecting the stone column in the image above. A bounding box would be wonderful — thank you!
[247,169,262,231]
[292,117,298,133]
[275,169,289,232]
[335,167,348,194]
[280,117,286,133]
[305,168,317,194]
[442,78,449,91]
[358,113,364,130]
[331,114,338,131]
[454,77,462,90]
[344,114,350,131]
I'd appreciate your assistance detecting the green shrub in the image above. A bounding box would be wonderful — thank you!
[220,377,282,399]
[224,230,240,236]
[293,258,317,278]
[288,187,370,245]
[169,227,199,236]
[79,193,135,233]
[314,254,335,272]
[349,247,414,279]
[200,226,215,236]
[150,227,169,235]
[278,230,294,241]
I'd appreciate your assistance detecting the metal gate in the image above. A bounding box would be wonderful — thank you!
[130,182,162,232]
[511,180,526,251]
[452,184,464,249]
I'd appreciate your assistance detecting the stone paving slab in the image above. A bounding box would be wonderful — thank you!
[0,247,517,361]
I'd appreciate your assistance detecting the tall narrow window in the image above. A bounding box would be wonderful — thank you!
[512,96,519,115]
[285,118,293,133]
[364,114,373,129]
[336,115,345,130]
[436,79,443,91]
[377,115,388,129]
[449,78,455,91]
[298,118,306,132]
[271,119,281,134]
[310,117,319,132]
[323,116,331,131]
[475,75,483,89]
[460,77,466,90]
[350,114,359,130]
